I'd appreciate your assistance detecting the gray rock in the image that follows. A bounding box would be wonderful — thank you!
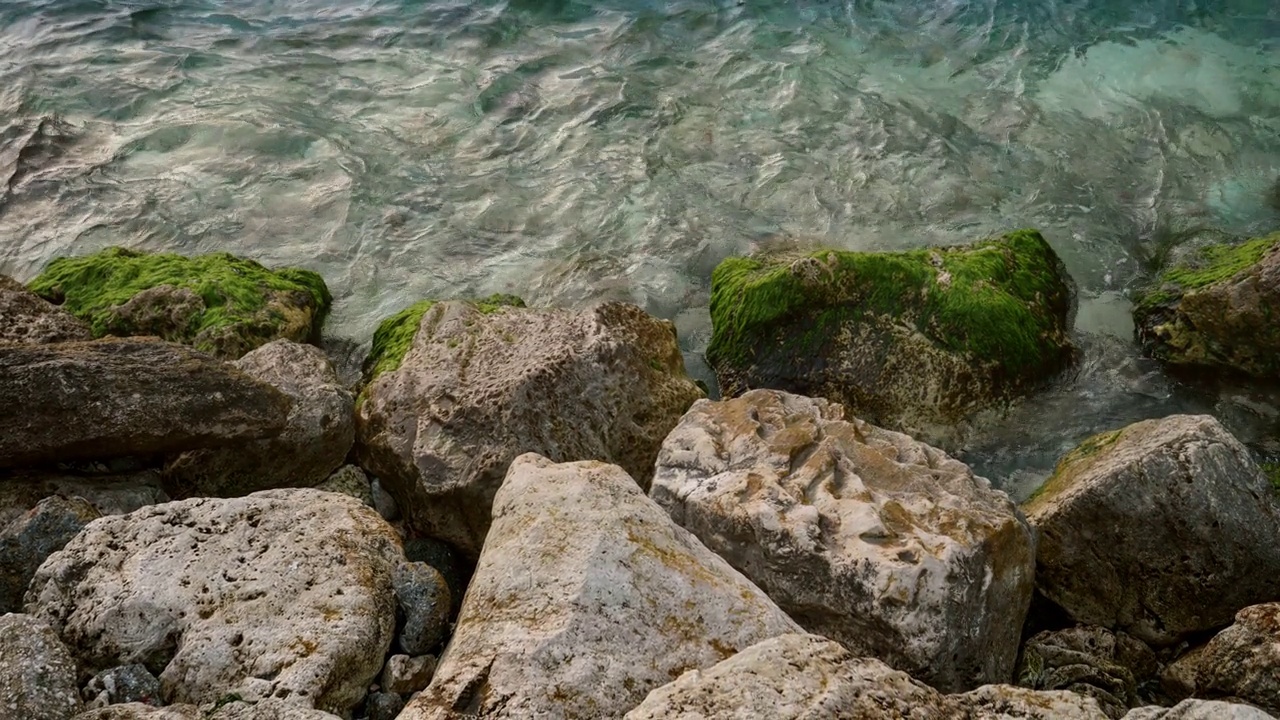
[1017,625,1160,718]
[0,613,81,720]
[73,704,200,720]
[402,537,465,616]
[164,340,354,498]
[381,654,436,695]
[1,496,99,613]
[0,338,290,469]
[25,489,401,716]
[364,692,405,720]
[398,454,800,720]
[204,698,344,720]
[0,274,91,345]
[394,562,451,656]
[107,286,206,341]
[954,684,1111,719]
[315,465,373,507]
[356,300,704,558]
[369,478,398,522]
[1161,603,1280,715]
[1123,699,1277,719]
[83,664,161,708]
[650,389,1035,691]
[0,471,167,530]
[1024,415,1280,646]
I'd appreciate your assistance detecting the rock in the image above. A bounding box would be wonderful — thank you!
[0,469,168,530]
[370,478,399,522]
[0,496,100,613]
[355,298,704,557]
[164,340,354,498]
[1024,415,1280,646]
[0,274,91,345]
[398,454,800,719]
[363,692,405,720]
[24,489,401,716]
[402,538,466,616]
[205,698,344,720]
[1123,699,1277,719]
[28,247,331,360]
[382,654,436,694]
[1134,232,1280,377]
[0,338,290,469]
[954,684,1111,719]
[0,613,81,720]
[83,664,162,707]
[73,704,200,720]
[315,465,373,507]
[650,389,1035,691]
[704,229,1075,444]
[1017,625,1160,717]
[394,562,451,656]
[1161,603,1280,715]
[624,633,960,719]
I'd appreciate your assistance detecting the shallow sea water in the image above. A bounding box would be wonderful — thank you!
[2,0,1279,496]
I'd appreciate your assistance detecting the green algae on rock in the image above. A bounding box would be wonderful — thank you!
[1133,231,1280,378]
[705,229,1076,442]
[363,293,526,381]
[28,247,331,359]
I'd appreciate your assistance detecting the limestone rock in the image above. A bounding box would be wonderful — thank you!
[73,704,199,720]
[1162,603,1280,715]
[0,339,290,469]
[205,698,344,720]
[25,489,401,716]
[0,470,167,530]
[1017,625,1159,717]
[83,664,162,708]
[650,389,1035,691]
[0,274,91,345]
[355,299,703,557]
[315,466,373,507]
[1024,415,1280,646]
[1,496,99,613]
[1123,700,1277,719]
[382,654,436,694]
[164,340,354,498]
[955,684,1110,719]
[394,562,451,656]
[398,454,800,719]
[0,613,81,720]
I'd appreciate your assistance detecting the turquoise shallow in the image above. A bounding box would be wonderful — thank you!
[2,0,1279,493]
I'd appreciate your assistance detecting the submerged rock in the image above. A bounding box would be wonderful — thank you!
[0,496,99,614]
[0,274,91,345]
[0,613,81,720]
[355,298,703,557]
[1024,415,1280,647]
[650,389,1035,691]
[398,454,800,719]
[1017,625,1159,718]
[705,229,1075,444]
[1162,603,1280,715]
[27,247,330,360]
[1133,231,1280,377]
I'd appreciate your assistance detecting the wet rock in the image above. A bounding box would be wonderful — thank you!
[0,274,91,345]
[381,654,436,694]
[398,454,800,719]
[164,340,354,498]
[1122,699,1277,719]
[363,692,405,720]
[1017,625,1160,718]
[394,562,451,656]
[24,489,401,716]
[954,684,1110,719]
[1161,603,1280,715]
[315,465,373,506]
[705,229,1075,445]
[83,664,161,708]
[355,298,703,557]
[0,496,99,613]
[0,469,167,530]
[0,338,290,469]
[0,613,81,720]
[650,389,1035,691]
[1023,415,1280,646]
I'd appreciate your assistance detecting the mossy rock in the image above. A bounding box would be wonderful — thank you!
[705,229,1076,441]
[363,293,526,381]
[1133,231,1280,378]
[28,247,331,360]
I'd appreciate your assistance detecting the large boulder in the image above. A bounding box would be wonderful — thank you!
[1023,415,1280,646]
[650,389,1035,691]
[0,613,81,720]
[398,454,801,719]
[1123,700,1277,719]
[1162,603,1280,715]
[27,247,331,360]
[0,496,100,613]
[1017,625,1160,718]
[704,229,1075,443]
[164,340,354,498]
[1133,231,1280,377]
[954,685,1111,719]
[355,298,704,557]
[0,274,91,345]
[24,489,401,716]
[0,339,290,469]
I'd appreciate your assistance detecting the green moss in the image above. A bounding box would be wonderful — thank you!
[1135,232,1280,311]
[27,247,330,350]
[1026,428,1124,506]
[364,293,526,380]
[707,229,1070,375]
[1262,462,1280,492]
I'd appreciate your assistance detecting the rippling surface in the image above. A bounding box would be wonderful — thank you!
[3,0,1279,493]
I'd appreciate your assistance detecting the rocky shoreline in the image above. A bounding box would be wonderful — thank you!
[2,229,1280,720]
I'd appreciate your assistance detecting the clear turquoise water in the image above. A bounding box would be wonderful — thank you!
[2,0,1279,494]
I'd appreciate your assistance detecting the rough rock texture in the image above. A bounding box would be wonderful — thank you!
[382,654,436,694]
[1,496,100,613]
[1024,415,1280,646]
[1123,700,1277,719]
[1133,232,1280,377]
[24,489,401,716]
[0,469,168,530]
[705,229,1076,444]
[355,299,704,557]
[1017,625,1160,718]
[83,664,162,708]
[73,704,199,720]
[72,701,345,720]
[394,562,451,656]
[0,339,290,469]
[650,389,1035,691]
[0,274,91,345]
[1162,603,1280,715]
[0,613,81,720]
[206,698,344,720]
[624,633,960,720]
[398,454,801,720]
[402,537,466,616]
[364,693,405,720]
[164,340,354,498]
[955,685,1110,719]
[316,466,373,507]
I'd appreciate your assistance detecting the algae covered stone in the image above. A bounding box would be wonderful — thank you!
[28,247,331,359]
[1133,231,1280,377]
[705,229,1075,442]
